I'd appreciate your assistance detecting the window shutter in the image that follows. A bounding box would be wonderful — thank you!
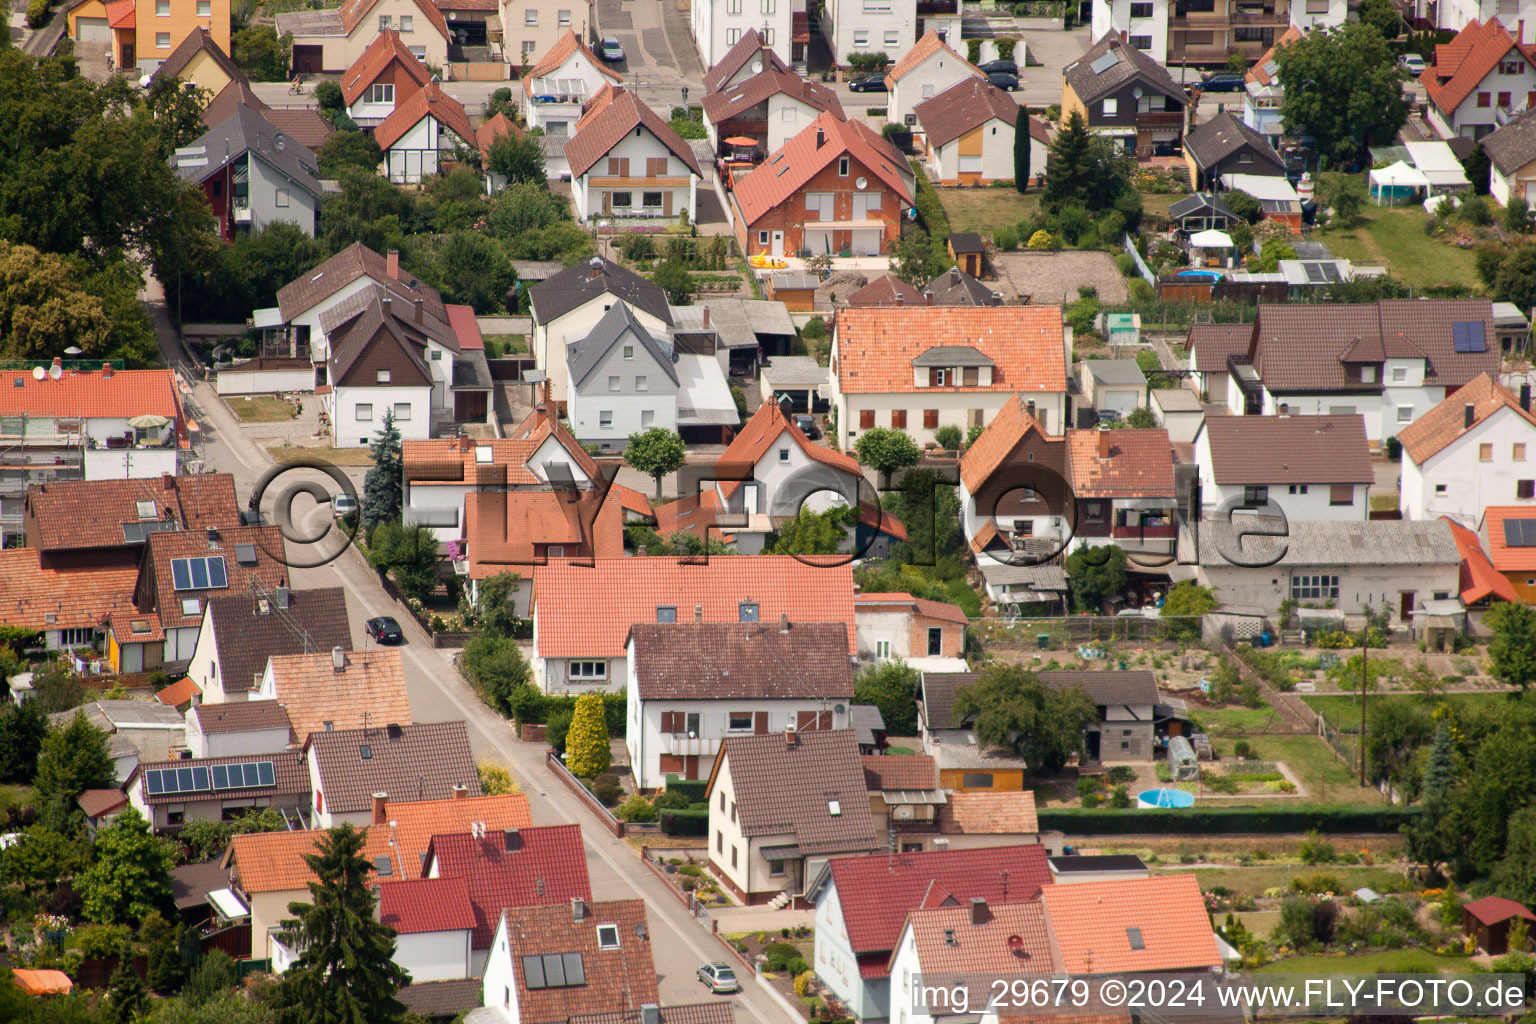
[754,711,768,734]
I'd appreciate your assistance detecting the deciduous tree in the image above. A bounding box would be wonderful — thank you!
[1275,23,1409,163]
[1485,600,1536,692]
[487,131,547,186]
[233,25,293,82]
[82,807,173,925]
[854,427,921,486]
[624,428,687,498]
[772,505,857,555]
[952,664,1096,773]
[853,662,920,736]
[564,693,611,778]
[316,130,382,178]
[1065,544,1127,611]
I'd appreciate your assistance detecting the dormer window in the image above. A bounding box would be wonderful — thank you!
[739,601,759,622]
[1361,365,1376,384]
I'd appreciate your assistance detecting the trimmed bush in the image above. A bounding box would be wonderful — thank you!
[1037,806,1421,834]
[659,806,710,836]
[763,942,801,970]
[25,0,50,29]
[665,776,709,803]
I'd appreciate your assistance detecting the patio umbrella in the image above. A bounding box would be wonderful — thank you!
[1189,229,1233,248]
[128,414,170,428]
[724,136,758,147]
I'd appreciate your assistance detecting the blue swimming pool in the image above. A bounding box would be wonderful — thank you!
[1137,787,1195,808]
[1176,270,1223,280]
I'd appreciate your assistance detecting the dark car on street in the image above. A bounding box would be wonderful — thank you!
[978,59,1018,76]
[848,74,888,92]
[986,72,1019,91]
[366,616,405,644]
[1199,73,1245,92]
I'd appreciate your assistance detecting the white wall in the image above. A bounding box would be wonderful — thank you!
[813,880,890,1021]
[328,384,432,447]
[84,447,178,480]
[825,0,916,66]
[1433,58,1536,138]
[1091,0,1169,63]
[527,51,612,131]
[1198,562,1462,617]
[707,754,751,893]
[573,128,698,223]
[835,389,1065,449]
[186,712,291,758]
[566,324,681,447]
[395,929,473,983]
[1289,0,1345,29]
[217,368,315,395]
[692,0,792,70]
[502,0,590,69]
[534,295,671,402]
[855,606,912,660]
[930,119,1015,183]
[385,115,468,185]
[1194,428,1369,521]
[890,49,978,127]
[482,911,522,1018]
[1401,405,1536,523]
[1259,385,1444,441]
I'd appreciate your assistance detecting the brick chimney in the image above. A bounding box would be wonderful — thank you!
[924,291,934,305]
[453,784,468,800]
[894,292,904,306]
[702,305,711,329]
[970,896,989,926]
[413,297,423,324]
[694,604,704,623]
[779,612,790,633]
[102,362,113,378]
[372,792,389,825]
[785,724,799,747]
[387,249,400,281]
[51,356,62,376]
[1099,428,1111,460]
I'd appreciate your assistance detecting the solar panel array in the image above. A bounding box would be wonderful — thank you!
[144,760,275,796]
[171,555,229,591]
[1090,50,1120,74]
[1452,320,1487,353]
[1505,519,1536,547]
[122,520,178,544]
[523,953,587,990]
[1301,262,1342,283]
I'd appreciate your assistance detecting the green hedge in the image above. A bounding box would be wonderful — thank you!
[535,692,626,735]
[660,806,710,836]
[1038,806,1420,835]
[909,161,952,239]
[665,776,709,802]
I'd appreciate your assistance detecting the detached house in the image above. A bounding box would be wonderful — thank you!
[1062,33,1185,157]
[376,82,477,184]
[731,112,915,259]
[889,900,1057,1024]
[1482,103,1536,203]
[852,591,967,671]
[1399,373,1536,524]
[915,78,1030,186]
[530,257,673,405]
[1424,18,1536,140]
[625,621,855,788]
[567,86,703,223]
[185,586,353,703]
[530,556,855,693]
[254,648,412,743]
[1183,111,1286,190]
[706,728,879,904]
[885,30,984,128]
[523,31,623,135]
[305,720,481,828]
[341,29,430,127]
[124,750,311,832]
[68,0,229,74]
[1039,874,1222,975]
[173,105,322,240]
[278,0,449,73]
[565,303,681,447]
[830,307,1071,449]
[1193,414,1373,521]
[691,3,796,74]
[199,80,335,153]
[147,27,241,98]
[702,67,846,157]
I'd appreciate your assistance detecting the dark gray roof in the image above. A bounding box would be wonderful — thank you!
[530,256,672,327]
[205,587,353,697]
[306,721,481,813]
[1084,359,1148,386]
[913,344,995,367]
[173,104,322,199]
[399,980,484,1019]
[1064,32,1184,106]
[1049,854,1148,872]
[1036,669,1159,706]
[1483,105,1536,175]
[949,232,985,254]
[918,671,977,730]
[1168,192,1237,221]
[566,302,678,390]
[1195,518,1460,568]
[171,858,232,909]
[923,267,1002,306]
[850,704,886,746]
[1184,112,1286,173]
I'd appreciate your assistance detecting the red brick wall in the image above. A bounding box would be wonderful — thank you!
[909,615,964,658]
[741,153,905,256]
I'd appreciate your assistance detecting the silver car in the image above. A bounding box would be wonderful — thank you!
[698,962,740,994]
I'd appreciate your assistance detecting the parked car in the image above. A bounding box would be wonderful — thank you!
[333,494,359,518]
[366,616,405,644]
[599,37,624,61]
[978,59,1018,76]
[848,74,888,92]
[698,963,740,994]
[1397,53,1427,75]
[1199,72,1245,92]
[986,72,1019,91]
[1152,140,1183,157]
[793,413,819,440]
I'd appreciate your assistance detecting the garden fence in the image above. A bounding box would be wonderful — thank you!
[1122,233,1156,286]
[977,614,1206,648]
[1315,711,1360,772]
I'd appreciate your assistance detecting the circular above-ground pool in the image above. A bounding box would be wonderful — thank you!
[1137,788,1195,809]
[1177,269,1223,280]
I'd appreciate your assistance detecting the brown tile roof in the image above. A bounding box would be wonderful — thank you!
[711,399,863,498]
[1399,373,1536,464]
[342,29,430,106]
[0,366,183,422]
[572,1005,735,1024]
[1065,428,1175,499]
[500,899,659,1023]
[152,27,246,87]
[1183,112,1285,174]
[564,87,702,179]
[325,299,435,388]
[1036,669,1159,706]
[1424,18,1534,114]
[853,592,967,624]
[262,107,338,151]
[1482,103,1536,173]
[704,29,788,92]
[937,790,1039,834]
[702,68,845,126]
[277,242,448,324]
[918,671,977,730]
[1187,322,1255,372]
[846,274,925,308]
[959,394,1054,492]
[130,750,311,805]
[138,525,288,632]
[189,699,292,736]
[1064,31,1183,106]
[1462,894,1536,925]
[77,788,128,818]
[1446,517,1519,604]
[306,720,481,814]
[26,473,240,553]
[375,82,476,153]
[398,979,484,1017]
[711,729,879,855]
[337,0,448,38]
[106,607,165,642]
[203,587,354,698]
[464,488,627,574]
[1197,414,1373,485]
[1245,25,1301,86]
[901,900,1055,976]
[533,556,856,658]
[915,78,1018,150]
[734,112,911,224]
[378,875,477,933]
[525,30,623,93]
[835,308,1066,396]
[861,754,937,790]
[886,29,982,87]
[628,621,854,700]
[0,548,139,633]
[1040,874,1221,974]
[1483,505,1536,571]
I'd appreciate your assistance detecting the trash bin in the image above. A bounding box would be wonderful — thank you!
[1118,659,1128,670]
[1037,634,1051,649]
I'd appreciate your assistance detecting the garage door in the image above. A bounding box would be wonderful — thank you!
[76,16,110,41]
[291,44,325,74]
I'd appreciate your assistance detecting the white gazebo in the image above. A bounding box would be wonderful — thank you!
[1189,228,1236,267]
[1369,161,1430,205]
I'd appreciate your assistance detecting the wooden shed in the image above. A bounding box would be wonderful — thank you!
[1462,895,1536,955]
[766,272,819,312]
[948,232,986,278]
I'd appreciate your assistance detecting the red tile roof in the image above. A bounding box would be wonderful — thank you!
[138,525,288,631]
[0,547,139,632]
[1445,517,1519,604]
[464,488,627,574]
[1245,25,1301,86]
[937,791,1039,834]
[524,30,623,95]
[1066,428,1175,499]
[854,592,967,624]
[959,394,1053,493]
[1483,505,1536,571]
[374,82,475,153]
[155,676,201,708]
[714,399,863,497]
[265,649,411,742]
[532,556,856,657]
[342,29,430,106]
[276,242,448,324]
[564,87,703,179]
[0,366,181,421]
[885,29,982,87]
[25,473,240,552]
[1399,373,1536,464]
[499,899,658,1021]
[822,844,1053,972]
[900,899,1055,976]
[1463,894,1536,925]
[77,788,128,818]
[629,621,854,700]
[1039,874,1221,974]
[426,825,591,949]
[734,112,912,225]
[836,308,1067,397]
[1425,18,1535,114]
[403,405,601,487]
[105,0,134,28]
[379,876,477,934]
[475,113,521,168]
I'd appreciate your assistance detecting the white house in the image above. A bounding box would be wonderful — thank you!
[884,30,982,128]
[522,30,623,135]
[1290,0,1345,29]
[1194,414,1373,522]
[702,68,847,155]
[185,701,294,757]
[624,621,854,789]
[340,29,430,127]
[915,78,1030,186]
[567,86,702,223]
[1482,103,1536,203]
[565,303,680,448]
[322,297,439,446]
[1090,0,1170,62]
[1424,18,1536,141]
[185,587,353,703]
[852,591,968,672]
[823,0,917,67]
[529,257,673,404]
[830,306,1070,450]
[378,877,476,982]
[887,900,1057,1024]
[499,0,594,69]
[1398,373,1536,525]
[691,0,796,74]
[374,82,476,185]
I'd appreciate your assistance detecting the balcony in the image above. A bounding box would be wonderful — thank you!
[660,733,723,757]
[1171,9,1228,24]
[915,0,960,13]
[1137,111,1186,128]
[1229,6,1287,23]
[232,200,252,224]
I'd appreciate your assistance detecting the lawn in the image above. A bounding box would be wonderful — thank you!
[1155,865,1407,897]
[0,784,34,815]
[1192,705,1294,734]
[267,445,375,467]
[482,333,527,357]
[228,395,298,423]
[1212,734,1380,805]
[929,189,1182,239]
[1314,205,1481,290]
[1254,950,1476,974]
[1301,692,1510,732]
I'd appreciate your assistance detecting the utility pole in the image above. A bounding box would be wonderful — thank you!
[1359,623,1368,786]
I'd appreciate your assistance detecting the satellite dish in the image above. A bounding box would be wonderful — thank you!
[48,364,62,381]
[1133,86,1143,98]
[31,366,44,381]
[855,176,868,189]
[751,59,763,73]
[63,346,82,355]
[139,75,151,89]
[834,703,847,714]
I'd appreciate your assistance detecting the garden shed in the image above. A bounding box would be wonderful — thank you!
[1462,895,1536,955]
[1167,735,1199,781]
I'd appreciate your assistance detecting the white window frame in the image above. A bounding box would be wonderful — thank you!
[558,8,571,23]
[155,31,170,47]
[524,8,538,24]
[884,29,899,46]
[155,0,169,15]
[196,0,210,13]
[1396,406,1413,423]
[400,13,413,30]
[368,82,395,104]
[728,712,754,732]
[356,403,373,421]
[636,375,648,391]
[1102,98,1118,115]
[609,375,621,391]
[853,30,868,46]
[394,403,412,421]
[569,660,607,679]
[377,369,391,384]
[599,411,613,427]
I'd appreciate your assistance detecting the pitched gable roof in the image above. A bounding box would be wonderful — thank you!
[463,487,628,571]
[1198,414,1373,485]
[915,77,1018,149]
[900,900,1054,976]
[846,274,925,307]
[1463,894,1536,925]
[628,621,854,700]
[1040,874,1221,974]
[1445,516,1519,604]
[734,112,913,224]
[477,112,521,164]
[337,0,448,37]
[427,825,591,949]
[1245,25,1301,86]
[1065,32,1183,106]
[1483,505,1536,571]
[886,29,982,87]
[853,592,968,624]
[1036,669,1159,705]
[564,87,703,178]
[189,700,292,736]
[711,729,879,855]
[173,104,322,199]
[379,876,476,934]
[402,405,602,486]
[1482,103,1536,173]
[531,256,672,327]
[704,28,789,92]
[0,548,139,633]
[937,790,1039,834]
[959,394,1053,492]
[1425,18,1534,114]
[201,81,334,150]
[1187,321,1255,371]
[306,720,480,814]
[497,899,658,1021]
[1066,428,1175,498]
[712,399,863,496]
[374,81,475,153]
[25,473,240,553]
[835,307,1066,396]
[153,27,246,87]
[343,29,431,105]
[203,587,353,697]
[702,68,846,125]
[923,266,1003,306]
[264,649,411,742]
[326,298,435,388]
[861,753,938,790]
[1183,111,1286,173]
[139,525,288,631]
[277,242,448,322]
[525,29,624,93]
[1399,372,1536,464]
[567,303,678,389]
